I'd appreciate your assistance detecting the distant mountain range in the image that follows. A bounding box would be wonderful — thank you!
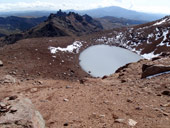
[0,6,166,21]
[1,10,103,45]
[0,16,47,37]
[96,16,147,30]
[0,16,148,37]
[0,11,53,18]
[0,9,150,37]
[75,6,165,21]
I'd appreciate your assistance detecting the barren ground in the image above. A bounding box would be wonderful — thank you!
[0,36,170,128]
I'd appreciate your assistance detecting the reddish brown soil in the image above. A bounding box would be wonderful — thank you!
[0,36,170,128]
[0,36,92,81]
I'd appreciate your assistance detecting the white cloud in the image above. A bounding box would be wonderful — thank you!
[0,0,169,14]
[82,0,134,10]
[0,0,135,12]
[0,1,60,11]
[132,5,170,14]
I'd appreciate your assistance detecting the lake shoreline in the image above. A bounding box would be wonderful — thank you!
[79,44,143,77]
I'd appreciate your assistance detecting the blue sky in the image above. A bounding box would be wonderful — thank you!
[0,0,170,14]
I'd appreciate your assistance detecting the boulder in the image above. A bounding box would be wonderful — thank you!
[102,75,108,79]
[3,75,16,83]
[141,64,170,78]
[160,52,170,57]
[0,96,45,128]
[162,90,170,96]
[128,119,137,127]
[115,63,130,73]
[114,119,125,123]
[0,60,3,66]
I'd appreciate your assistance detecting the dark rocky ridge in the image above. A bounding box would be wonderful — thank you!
[0,10,103,46]
[46,10,103,35]
[124,16,170,55]
[92,16,170,56]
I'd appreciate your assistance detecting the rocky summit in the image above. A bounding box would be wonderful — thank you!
[26,10,103,37]
[0,10,103,46]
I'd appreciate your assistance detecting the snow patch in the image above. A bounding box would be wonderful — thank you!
[48,41,84,54]
[153,18,168,26]
[147,34,153,44]
[116,32,123,39]
[147,33,154,39]
[157,30,169,46]
[155,32,161,40]
[52,56,56,58]
[95,26,168,60]
[96,36,107,42]
[137,26,149,30]
[141,52,160,60]
[156,27,159,32]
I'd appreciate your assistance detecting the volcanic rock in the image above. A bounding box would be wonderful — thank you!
[2,75,16,83]
[8,95,18,100]
[160,52,170,57]
[128,119,137,127]
[114,119,125,123]
[30,88,38,93]
[141,64,170,78]
[162,90,170,96]
[0,96,45,128]
[29,10,103,37]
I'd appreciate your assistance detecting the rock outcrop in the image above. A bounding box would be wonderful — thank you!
[27,10,103,38]
[141,64,170,78]
[0,96,45,128]
[0,75,16,84]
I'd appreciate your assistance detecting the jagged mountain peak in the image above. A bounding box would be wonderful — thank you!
[29,10,103,38]
[0,11,103,45]
[47,10,100,26]
[48,10,67,19]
